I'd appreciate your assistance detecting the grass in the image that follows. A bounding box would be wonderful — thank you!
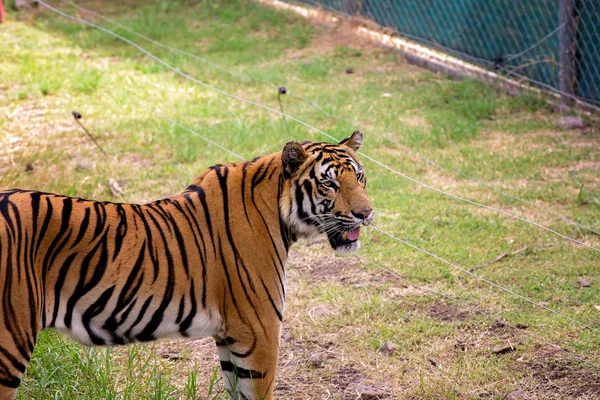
[1,0,600,398]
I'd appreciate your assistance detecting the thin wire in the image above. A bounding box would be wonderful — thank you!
[148,110,245,161]
[504,22,568,62]
[371,224,600,335]
[49,0,600,238]
[363,155,600,254]
[8,32,600,342]
[371,261,600,370]
[35,1,600,255]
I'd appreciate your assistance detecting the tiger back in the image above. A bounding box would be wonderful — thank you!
[0,131,373,400]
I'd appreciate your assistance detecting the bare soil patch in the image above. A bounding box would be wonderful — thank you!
[522,350,600,399]
[288,245,396,288]
[428,302,471,322]
[285,20,383,60]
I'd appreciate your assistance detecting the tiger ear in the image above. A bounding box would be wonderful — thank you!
[339,130,363,151]
[282,141,308,178]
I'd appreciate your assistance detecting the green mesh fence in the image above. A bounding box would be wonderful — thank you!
[293,0,600,106]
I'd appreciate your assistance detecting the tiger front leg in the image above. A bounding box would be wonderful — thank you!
[214,322,281,400]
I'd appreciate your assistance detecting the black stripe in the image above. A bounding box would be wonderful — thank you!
[64,233,110,329]
[102,242,147,337]
[219,361,265,379]
[196,187,216,257]
[71,207,91,250]
[241,163,252,226]
[92,202,106,240]
[175,295,185,324]
[81,286,116,345]
[36,197,53,256]
[260,278,283,322]
[179,283,197,335]
[131,205,160,282]
[182,200,208,308]
[50,253,77,327]
[0,346,26,374]
[162,201,190,278]
[0,376,21,389]
[136,225,176,341]
[126,296,153,337]
[112,205,128,261]
[144,208,171,284]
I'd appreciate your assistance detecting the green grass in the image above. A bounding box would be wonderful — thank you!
[1,0,600,398]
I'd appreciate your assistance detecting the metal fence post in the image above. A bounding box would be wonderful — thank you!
[559,0,578,107]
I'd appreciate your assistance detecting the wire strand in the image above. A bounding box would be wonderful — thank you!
[504,22,568,62]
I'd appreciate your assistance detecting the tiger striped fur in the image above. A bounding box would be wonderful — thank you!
[0,131,373,399]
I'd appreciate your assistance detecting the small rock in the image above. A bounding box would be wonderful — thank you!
[378,341,397,356]
[557,116,585,130]
[280,329,291,343]
[345,67,354,74]
[160,350,181,361]
[503,389,525,399]
[75,162,91,171]
[578,277,592,288]
[108,178,124,197]
[307,354,324,368]
[427,357,438,367]
[455,342,467,352]
[24,163,34,172]
[492,344,516,355]
[356,384,386,399]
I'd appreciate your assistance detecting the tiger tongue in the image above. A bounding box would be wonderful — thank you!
[345,227,360,241]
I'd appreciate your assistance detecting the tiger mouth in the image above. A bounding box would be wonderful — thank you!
[327,226,361,250]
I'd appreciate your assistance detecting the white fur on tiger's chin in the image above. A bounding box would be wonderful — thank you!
[334,240,360,253]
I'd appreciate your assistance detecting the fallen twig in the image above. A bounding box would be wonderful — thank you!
[470,244,553,272]
[72,110,108,157]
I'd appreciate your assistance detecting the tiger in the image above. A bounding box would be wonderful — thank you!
[0,130,373,400]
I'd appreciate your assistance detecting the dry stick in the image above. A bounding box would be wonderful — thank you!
[72,111,108,157]
[277,86,289,130]
[469,244,554,273]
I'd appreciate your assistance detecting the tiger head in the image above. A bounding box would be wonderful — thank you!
[281,131,374,252]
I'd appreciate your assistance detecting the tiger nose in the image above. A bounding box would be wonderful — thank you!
[353,208,373,220]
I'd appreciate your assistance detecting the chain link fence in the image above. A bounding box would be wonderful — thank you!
[288,0,599,109]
